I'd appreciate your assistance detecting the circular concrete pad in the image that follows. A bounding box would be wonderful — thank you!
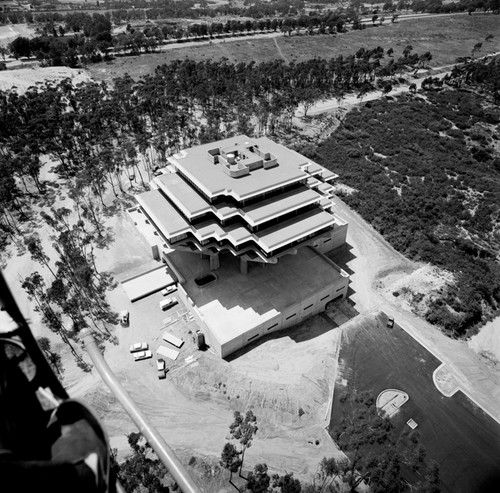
[376,389,409,417]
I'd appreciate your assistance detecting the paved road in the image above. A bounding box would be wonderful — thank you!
[296,51,500,117]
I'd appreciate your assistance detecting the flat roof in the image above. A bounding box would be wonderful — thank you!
[170,247,344,345]
[169,135,308,202]
[155,172,322,227]
[256,209,335,252]
[322,169,339,182]
[121,266,174,302]
[155,173,210,218]
[241,186,320,225]
[136,190,190,238]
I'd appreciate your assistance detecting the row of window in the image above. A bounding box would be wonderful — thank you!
[247,293,334,342]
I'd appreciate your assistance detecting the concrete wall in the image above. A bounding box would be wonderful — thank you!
[313,223,348,254]
[175,282,223,356]
[218,272,349,359]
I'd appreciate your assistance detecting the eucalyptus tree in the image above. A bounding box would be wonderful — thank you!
[22,271,90,370]
[41,207,118,341]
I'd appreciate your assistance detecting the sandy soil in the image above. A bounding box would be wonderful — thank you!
[0,66,92,93]
[469,318,500,363]
[0,24,36,47]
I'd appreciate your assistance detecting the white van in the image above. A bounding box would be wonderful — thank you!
[159,298,178,311]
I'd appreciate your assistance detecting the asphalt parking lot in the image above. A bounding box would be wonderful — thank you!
[329,313,500,493]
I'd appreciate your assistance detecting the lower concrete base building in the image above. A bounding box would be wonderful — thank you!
[164,247,348,358]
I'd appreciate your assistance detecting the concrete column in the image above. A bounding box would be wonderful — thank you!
[240,257,248,275]
[210,253,220,270]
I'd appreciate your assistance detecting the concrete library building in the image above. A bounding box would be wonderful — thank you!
[129,135,350,358]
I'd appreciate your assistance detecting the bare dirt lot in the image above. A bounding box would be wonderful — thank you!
[0,23,36,47]
[0,66,91,93]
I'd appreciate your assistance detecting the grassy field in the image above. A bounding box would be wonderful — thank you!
[89,13,500,82]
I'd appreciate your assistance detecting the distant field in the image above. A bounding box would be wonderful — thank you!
[89,13,500,82]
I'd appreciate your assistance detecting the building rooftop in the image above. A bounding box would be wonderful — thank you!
[136,190,190,238]
[169,247,345,345]
[255,208,335,252]
[168,135,309,202]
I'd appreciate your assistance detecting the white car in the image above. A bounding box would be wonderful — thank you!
[134,350,152,361]
[129,342,148,353]
[159,298,178,311]
[161,285,177,296]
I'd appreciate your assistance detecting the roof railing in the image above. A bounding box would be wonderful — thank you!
[80,329,202,493]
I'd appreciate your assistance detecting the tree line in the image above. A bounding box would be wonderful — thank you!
[2,0,499,29]
[0,45,429,246]
[5,9,364,67]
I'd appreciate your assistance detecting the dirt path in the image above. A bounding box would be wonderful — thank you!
[296,70,448,117]
[273,37,289,63]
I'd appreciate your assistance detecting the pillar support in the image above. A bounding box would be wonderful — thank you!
[210,253,220,270]
[240,257,248,275]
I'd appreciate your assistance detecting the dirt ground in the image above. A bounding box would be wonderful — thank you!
[0,66,91,93]
[6,176,500,486]
[0,23,36,47]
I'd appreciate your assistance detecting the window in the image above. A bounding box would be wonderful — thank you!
[336,286,345,292]
[248,334,260,342]
[304,304,313,310]
[267,323,278,331]
[324,238,331,243]
[286,313,296,320]
[320,295,330,301]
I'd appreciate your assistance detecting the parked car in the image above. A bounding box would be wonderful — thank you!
[159,298,178,311]
[157,358,166,379]
[387,317,395,328]
[130,342,148,353]
[133,350,152,361]
[161,285,177,296]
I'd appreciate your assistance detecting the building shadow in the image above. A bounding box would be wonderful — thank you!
[325,242,356,276]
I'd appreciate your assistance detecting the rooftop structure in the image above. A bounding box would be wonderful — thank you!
[131,135,349,357]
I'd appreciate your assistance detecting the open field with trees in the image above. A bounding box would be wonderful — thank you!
[88,14,500,82]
